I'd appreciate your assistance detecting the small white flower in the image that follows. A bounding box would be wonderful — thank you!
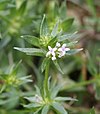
[46,42,70,60]
[52,56,56,60]
[56,42,61,47]
[58,44,70,57]
[46,46,57,57]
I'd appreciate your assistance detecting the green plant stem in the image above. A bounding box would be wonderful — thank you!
[44,60,50,98]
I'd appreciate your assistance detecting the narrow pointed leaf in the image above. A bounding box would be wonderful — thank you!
[0,37,11,50]
[11,60,22,75]
[47,37,57,47]
[41,105,49,114]
[55,97,77,101]
[58,32,79,41]
[61,18,74,32]
[0,84,6,93]
[52,102,68,114]
[66,41,78,47]
[17,0,27,16]
[53,60,64,74]
[24,96,38,103]
[34,107,42,114]
[66,49,83,55]
[35,85,41,96]
[41,58,50,72]
[21,35,39,47]
[40,14,49,37]
[23,103,41,108]
[14,47,44,56]
[59,0,67,20]
[51,21,59,37]
[20,75,32,84]
[51,84,62,99]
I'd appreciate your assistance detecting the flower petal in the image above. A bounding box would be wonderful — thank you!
[51,52,56,56]
[48,46,52,51]
[52,56,56,60]
[46,51,51,57]
[65,48,70,51]
[56,42,61,47]
[62,44,66,47]
[53,47,57,51]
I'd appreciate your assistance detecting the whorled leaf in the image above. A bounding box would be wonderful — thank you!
[66,48,83,55]
[50,84,62,99]
[59,0,67,20]
[24,96,38,102]
[0,37,11,50]
[40,14,49,38]
[53,60,64,74]
[54,97,77,102]
[11,60,22,75]
[19,75,32,84]
[66,41,78,47]
[16,0,27,16]
[52,102,68,114]
[14,47,45,56]
[47,37,57,47]
[41,105,49,114]
[51,21,59,38]
[23,103,42,109]
[41,58,50,73]
[58,32,80,42]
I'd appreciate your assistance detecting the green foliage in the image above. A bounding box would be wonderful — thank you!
[14,15,81,75]
[61,18,74,32]
[22,35,40,47]
[0,0,99,114]
[0,61,32,93]
[23,85,77,114]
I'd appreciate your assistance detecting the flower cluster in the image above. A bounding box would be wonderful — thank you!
[46,42,70,60]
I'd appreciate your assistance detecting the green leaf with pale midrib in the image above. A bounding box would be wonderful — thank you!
[23,103,42,108]
[14,47,44,56]
[54,97,77,101]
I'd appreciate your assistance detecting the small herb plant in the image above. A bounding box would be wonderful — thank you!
[14,14,82,114]
[0,60,32,93]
